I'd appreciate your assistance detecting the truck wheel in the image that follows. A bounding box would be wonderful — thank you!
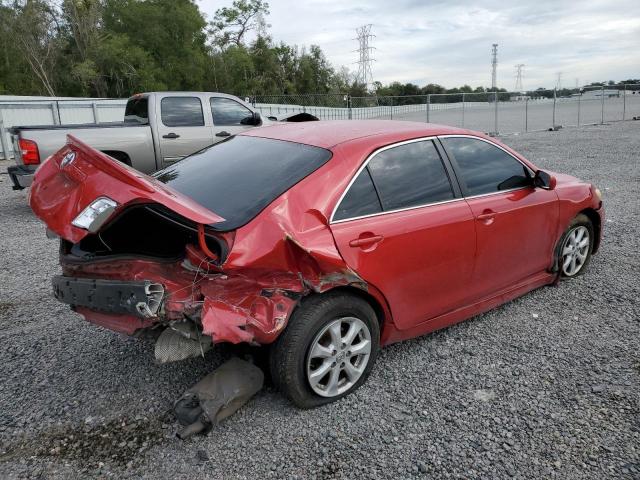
[270,292,380,408]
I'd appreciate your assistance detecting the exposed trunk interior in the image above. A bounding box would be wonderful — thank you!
[63,205,224,261]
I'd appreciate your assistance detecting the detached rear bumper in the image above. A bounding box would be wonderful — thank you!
[7,165,35,190]
[52,275,165,318]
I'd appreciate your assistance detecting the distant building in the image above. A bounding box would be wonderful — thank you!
[509,94,530,101]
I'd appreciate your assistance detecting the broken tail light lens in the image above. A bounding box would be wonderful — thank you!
[19,138,40,165]
[72,197,118,233]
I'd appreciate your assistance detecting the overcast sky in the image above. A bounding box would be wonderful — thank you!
[197,0,640,90]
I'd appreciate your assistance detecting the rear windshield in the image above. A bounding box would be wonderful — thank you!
[153,136,332,231]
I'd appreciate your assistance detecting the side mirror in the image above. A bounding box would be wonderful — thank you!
[534,170,556,190]
[240,112,262,126]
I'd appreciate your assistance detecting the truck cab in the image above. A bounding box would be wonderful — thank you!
[7,92,265,190]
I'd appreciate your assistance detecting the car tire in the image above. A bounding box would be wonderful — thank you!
[558,214,594,278]
[269,292,380,409]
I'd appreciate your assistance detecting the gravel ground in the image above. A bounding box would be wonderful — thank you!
[0,121,638,479]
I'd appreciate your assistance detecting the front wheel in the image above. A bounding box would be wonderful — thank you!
[559,214,594,277]
[269,292,380,408]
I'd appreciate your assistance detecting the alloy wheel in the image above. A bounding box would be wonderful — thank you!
[561,225,590,276]
[306,317,372,397]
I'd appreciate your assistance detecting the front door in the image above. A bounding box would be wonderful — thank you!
[330,139,477,331]
[209,96,257,143]
[441,136,559,300]
[156,96,215,167]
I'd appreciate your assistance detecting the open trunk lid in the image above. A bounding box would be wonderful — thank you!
[29,135,224,243]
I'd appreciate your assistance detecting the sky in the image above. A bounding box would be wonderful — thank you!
[197,0,640,90]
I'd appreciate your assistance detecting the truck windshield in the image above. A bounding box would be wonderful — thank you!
[153,136,332,231]
[124,97,149,124]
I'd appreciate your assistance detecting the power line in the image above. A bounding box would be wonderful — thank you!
[491,43,498,90]
[355,24,375,91]
[514,64,525,92]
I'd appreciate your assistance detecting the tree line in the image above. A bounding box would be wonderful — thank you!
[1,1,637,99]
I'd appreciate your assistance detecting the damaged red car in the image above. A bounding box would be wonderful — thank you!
[29,120,604,408]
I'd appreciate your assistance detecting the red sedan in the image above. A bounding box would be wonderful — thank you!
[30,121,604,407]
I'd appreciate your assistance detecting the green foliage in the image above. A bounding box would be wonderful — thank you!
[3,1,630,99]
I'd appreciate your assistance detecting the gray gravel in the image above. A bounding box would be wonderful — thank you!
[1,121,639,479]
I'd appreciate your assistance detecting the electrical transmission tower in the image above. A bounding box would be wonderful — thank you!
[355,24,375,91]
[555,72,562,90]
[514,64,525,92]
[491,44,498,90]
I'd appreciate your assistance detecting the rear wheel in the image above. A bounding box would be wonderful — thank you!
[269,292,380,408]
[559,214,593,277]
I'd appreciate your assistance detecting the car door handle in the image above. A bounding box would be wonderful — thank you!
[349,235,384,248]
[162,133,180,139]
[215,131,231,137]
[476,210,496,222]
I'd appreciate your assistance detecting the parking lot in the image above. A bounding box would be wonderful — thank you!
[0,121,638,479]
[376,95,640,134]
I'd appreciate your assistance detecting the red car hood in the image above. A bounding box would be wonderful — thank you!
[29,135,224,243]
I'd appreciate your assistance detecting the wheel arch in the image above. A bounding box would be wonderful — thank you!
[579,207,601,253]
[101,150,132,166]
[315,284,394,343]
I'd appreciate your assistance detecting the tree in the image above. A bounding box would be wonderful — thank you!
[6,0,62,96]
[209,0,269,48]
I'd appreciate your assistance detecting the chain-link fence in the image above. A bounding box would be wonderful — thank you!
[253,83,640,134]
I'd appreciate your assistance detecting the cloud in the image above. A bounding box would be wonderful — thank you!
[197,0,640,89]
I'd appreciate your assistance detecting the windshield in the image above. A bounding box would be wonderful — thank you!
[153,136,332,231]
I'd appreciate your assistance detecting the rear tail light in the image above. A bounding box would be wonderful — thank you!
[72,197,118,232]
[19,138,40,165]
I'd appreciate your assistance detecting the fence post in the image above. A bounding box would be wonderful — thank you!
[622,84,626,121]
[0,109,11,161]
[91,102,98,124]
[577,91,581,126]
[347,94,352,120]
[600,85,605,124]
[525,97,528,132]
[426,94,430,123]
[552,88,556,128]
[493,91,498,134]
[390,97,393,120]
[461,93,465,128]
[51,101,60,125]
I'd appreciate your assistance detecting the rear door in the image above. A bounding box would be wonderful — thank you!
[156,96,214,167]
[330,139,477,330]
[440,136,559,300]
[209,96,257,142]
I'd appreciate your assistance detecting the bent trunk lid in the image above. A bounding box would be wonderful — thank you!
[29,135,224,243]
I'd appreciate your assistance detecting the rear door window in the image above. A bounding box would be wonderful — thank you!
[124,97,149,124]
[161,97,204,127]
[367,140,455,211]
[210,97,254,126]
[441,137,531,196]
[334,168,382,221]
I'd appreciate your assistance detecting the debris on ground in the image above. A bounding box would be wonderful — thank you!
[173,358,264,439]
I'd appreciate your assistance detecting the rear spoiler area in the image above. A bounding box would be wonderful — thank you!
[29,135,225,244]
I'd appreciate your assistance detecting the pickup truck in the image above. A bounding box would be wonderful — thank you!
[8,91,311,190]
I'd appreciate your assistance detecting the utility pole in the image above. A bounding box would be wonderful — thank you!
[491,43,498,90]
[355,25,376,92]
[555,71,562,90]
[514,64,525,92]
